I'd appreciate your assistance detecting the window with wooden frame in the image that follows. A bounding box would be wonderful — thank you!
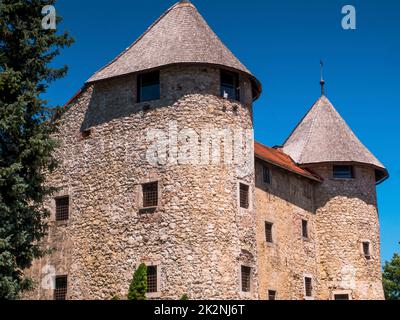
[263,166,271,184]
[53,275,68,300]
[362,241,371,260]
[241,266,251,293]
[220,70,240,101]
[239,183,249,209]
[142,182,158,208]
[147,266,158,293]
[137,71,160,103]
[302,220,309,239]
[333,165,354,179]
[304,277,313,298]
[265,222,273,243]
[268,290,277,300]
[55,196,69,221]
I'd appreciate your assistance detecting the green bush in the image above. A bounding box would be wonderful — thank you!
[180,294,189,300]
[128,263,148,300]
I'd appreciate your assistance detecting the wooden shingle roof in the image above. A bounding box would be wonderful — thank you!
[87,0,261,99]
[283,95,388,183]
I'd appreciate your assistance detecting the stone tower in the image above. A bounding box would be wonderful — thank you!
[283,94,388,300]
[26,1,262,300]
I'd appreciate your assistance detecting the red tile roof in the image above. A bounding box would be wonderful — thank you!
[255,141,321,182]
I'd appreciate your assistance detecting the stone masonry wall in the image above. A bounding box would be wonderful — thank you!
[255,159,318,300]
[309,164,384,300]
[25,65,259,300]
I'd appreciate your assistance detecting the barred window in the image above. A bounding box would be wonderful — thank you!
[265,222,273,243]
[302,220,309,239]
[268,290,277,300]
[239,183,249,209]
[142,182,158,208]
[55,196,69,221]
[263,166,271,184]
[363,242,371,259]
[241,266,251,292]
[54,275,68,300]
[147,266,158,293]
[304,277,313,297]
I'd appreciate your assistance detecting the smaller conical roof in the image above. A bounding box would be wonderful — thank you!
[87,0,261,98]
[283,95,388,182]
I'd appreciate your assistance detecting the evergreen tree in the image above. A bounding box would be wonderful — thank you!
[0,0,73,299]
[128,264,148,300]
[383,253,400,300]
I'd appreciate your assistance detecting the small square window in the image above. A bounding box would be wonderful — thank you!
[241,266,251,292]
[363,242,371,260]
[265,222,273,243]
[268,290,277,300]
[304,277,313,297]
[220,70,240,101]
[263,166,271,184]
[138,71,160,103]
[302,220,309,239]
[54,275,68,300]
[147,266,158,293]
[239,183,249,209]
[333,165,354,179]
[142,182,158,208]
[55,196,69,221]
[81,129,92,139]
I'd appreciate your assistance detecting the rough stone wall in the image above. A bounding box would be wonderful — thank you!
[25,65,259,300]
[255,159,318,300]
[309,164,384,300]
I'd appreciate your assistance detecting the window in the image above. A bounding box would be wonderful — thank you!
[263,166,271,184]
[265,222,273,243]
[220,70,240,101]
[334,294,350,300]
[333,165,354,179]
[81,129,92,139]
[302,220,309,239]
[147,266,158,293]
[239,183,249,209]
[142,182,158,208]
[137,71,160,103]
[363,242,371,260]
[268,290,277,300]
[241,266,251,292]
[55,196,69,221]
[304,277,313,298]
[54,275,68,300]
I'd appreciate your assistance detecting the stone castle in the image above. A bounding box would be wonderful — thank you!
[25,1,389,300]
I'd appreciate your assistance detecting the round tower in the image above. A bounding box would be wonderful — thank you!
[283,95,388,300]
[37,1,262,300]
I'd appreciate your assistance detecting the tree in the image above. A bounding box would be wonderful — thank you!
[383,253,400,300]
[128,263,148,300]
[0,0,73,299]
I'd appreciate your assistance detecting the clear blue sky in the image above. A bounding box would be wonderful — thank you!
[46,0,399,263]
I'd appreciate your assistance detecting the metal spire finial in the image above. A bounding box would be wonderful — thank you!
[320,60,325,96]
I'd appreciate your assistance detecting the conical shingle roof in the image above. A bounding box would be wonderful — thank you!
[87,0,261,99]
[283,95,388,182]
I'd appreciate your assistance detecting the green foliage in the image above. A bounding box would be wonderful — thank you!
[128,264,148,300]
[111,295,121,300]
[0,0,73,299]
[383,253,400,300]
[180,294,189,300]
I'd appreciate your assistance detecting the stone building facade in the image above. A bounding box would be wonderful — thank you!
[24,1,388,300]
